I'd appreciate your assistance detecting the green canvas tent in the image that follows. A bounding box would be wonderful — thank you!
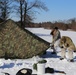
[0,20,50,59]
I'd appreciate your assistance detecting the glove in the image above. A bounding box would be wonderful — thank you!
[50,43,54,46]
[50,43,54,49]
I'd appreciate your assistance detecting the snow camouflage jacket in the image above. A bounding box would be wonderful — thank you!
[50,29,61,44]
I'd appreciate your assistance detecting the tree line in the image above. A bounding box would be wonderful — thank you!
[0,0,48,28]
[26,18,76,31]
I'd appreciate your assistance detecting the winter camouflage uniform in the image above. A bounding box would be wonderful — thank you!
[59,36,76,62]
[50,27,61,53]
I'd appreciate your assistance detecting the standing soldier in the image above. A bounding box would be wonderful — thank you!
[50,27,61,54]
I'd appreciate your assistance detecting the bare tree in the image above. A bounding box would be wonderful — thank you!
[19,0,25,28]
[14,0,48,28]
[0,0,12,21]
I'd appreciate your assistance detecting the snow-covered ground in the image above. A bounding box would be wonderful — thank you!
[0,28,76,75]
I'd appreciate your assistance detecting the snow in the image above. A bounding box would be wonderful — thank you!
[0,28,76,75]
